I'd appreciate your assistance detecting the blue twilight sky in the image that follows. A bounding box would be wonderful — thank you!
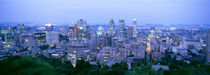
[0,0,210,25]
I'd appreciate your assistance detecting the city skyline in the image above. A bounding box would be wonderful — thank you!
[0,0,210,24]
[0,0,210,75]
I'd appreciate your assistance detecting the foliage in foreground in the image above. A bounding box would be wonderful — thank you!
[0,56,209,75]
[0,56,56,75]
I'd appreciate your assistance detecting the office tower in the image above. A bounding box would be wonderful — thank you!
[207,30,210,62]
[146,27,157,61]
[6,33,15,42]
[77,19,87,40]
[127,27,133,39]
[150,27,155,38]
[90,32,97,50]
[68,23,84,41]
[34,33,46,43]
[129,42,146,59]
[18,24,24,33]
[97,26,104,36]
[19,33,36,48]
[132,19,137,38]
[68,24,77,41]
[77,19,87,31]
[118,19,125,37]
[46,31,59,44]
[123,28,127,38]
[146,36,151,54]
[108,19,115,36]
[1,29,8,42]
[8,26,17,33]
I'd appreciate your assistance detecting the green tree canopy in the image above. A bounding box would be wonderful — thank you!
[0,56,56,75]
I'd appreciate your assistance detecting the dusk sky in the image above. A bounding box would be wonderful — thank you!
[0,0,209,25]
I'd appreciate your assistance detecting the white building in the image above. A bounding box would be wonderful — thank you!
[182,37,203,50]
[172,46,188,56]
[67,41,90,65]
[97,47,120,66]
[152,64,169,71]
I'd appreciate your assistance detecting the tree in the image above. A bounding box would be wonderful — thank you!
[0,56,55,75]
[108,62,128,75]
[75,59,91,74]
[39,55,75,75]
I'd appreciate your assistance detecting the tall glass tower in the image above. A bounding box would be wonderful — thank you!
[77,19,87,40]
[118,19,125,37]
[132,19,137,38]
[109,19,115,36]
[18,24,24,33]
[77,19,87,31]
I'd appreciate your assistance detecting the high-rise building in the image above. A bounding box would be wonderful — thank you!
[46,31,59,44]
[1,29,8,42]
[77,19,87,31]
[68,24,77,41]
[77,19,87,40]
[150,27,155,38]
[20,33,36,48]
[8,26,17,33]
[34,32,46,43]
[118,19,125,37]
[145,27,156,61]
[123,28,127,38]
[108,19,115,36]
[18,24,24,33]
[97,26,104,36]
[127,27,133,39]
[207,30,210,62]
[132,19,137,38]
[130,42,146,59]
[90,32,97,50]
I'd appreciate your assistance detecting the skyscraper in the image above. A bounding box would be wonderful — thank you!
[77,19,87,31]
[118,19,125,37]
[8,26,17,33]
[146,34,151,61]
[68,24,77,41]
[207,30,210,62]
[150,27,155,38]
[127,26,133,39]
[132,19,137,38]
[77,19,87,40]
[109,19,115,36]
[145,27,156,61]
[97,26,104,36]
[123,28,127,38]
[18,24,24,33]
